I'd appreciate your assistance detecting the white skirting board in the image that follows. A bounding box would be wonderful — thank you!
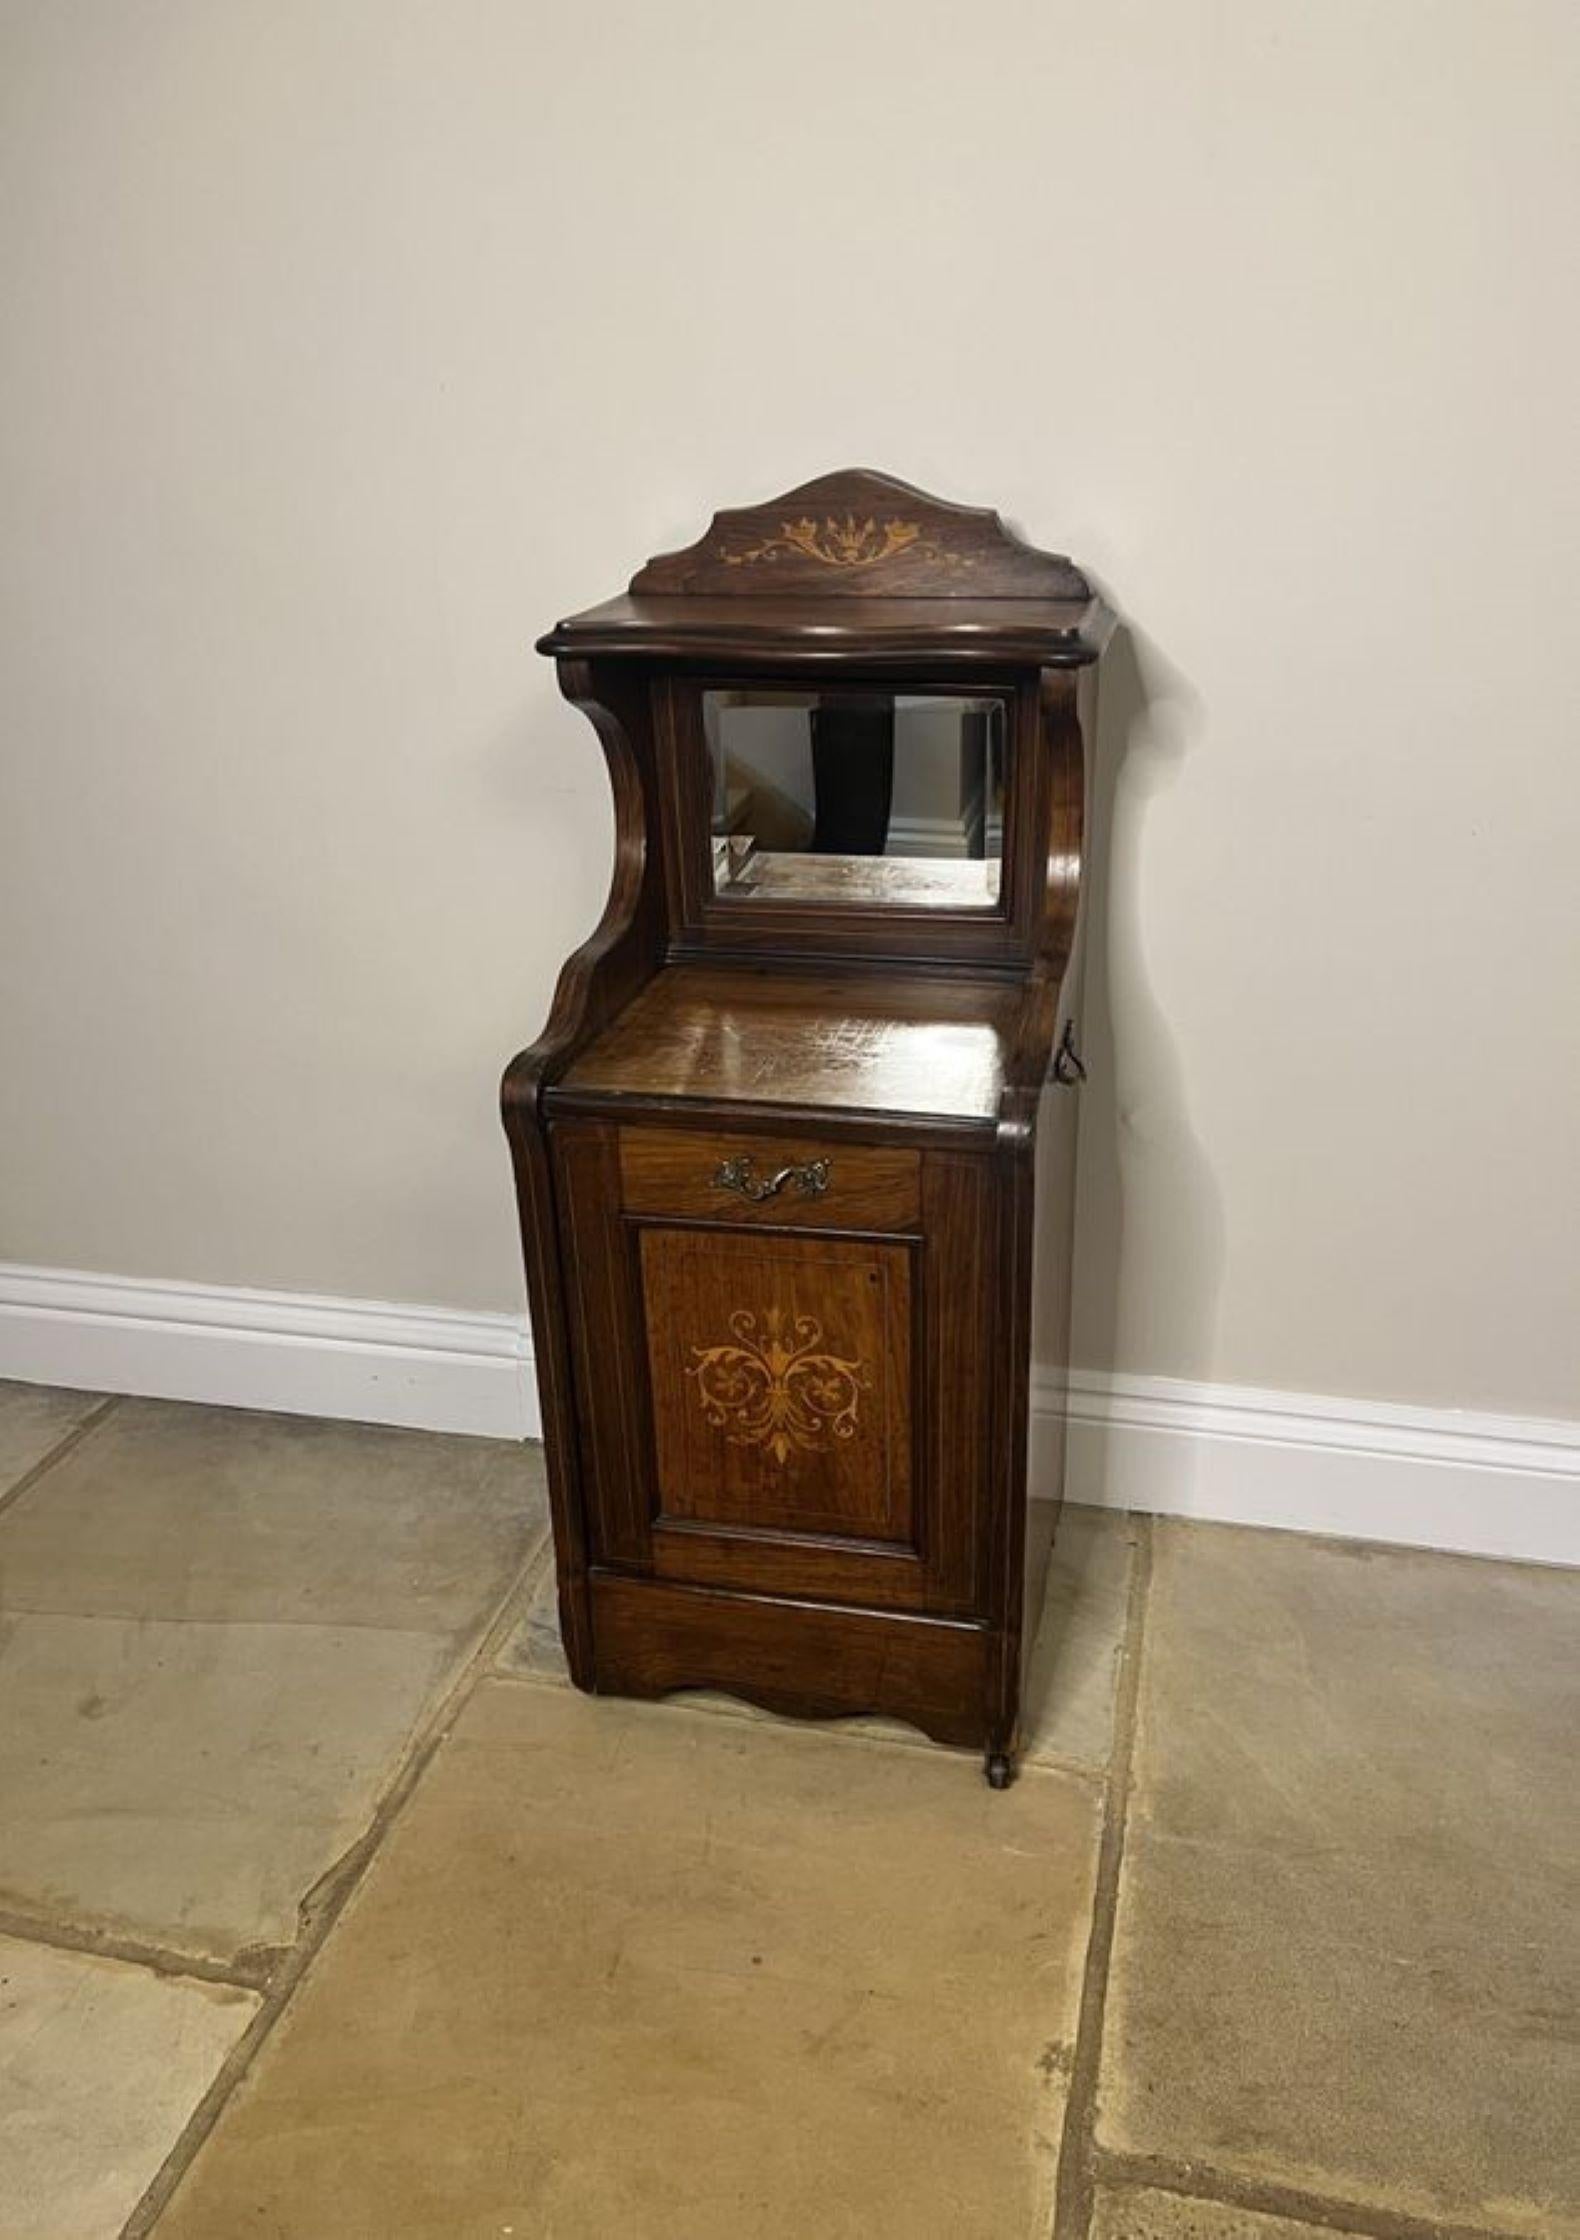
[0,1264,535,1442]
[1045,1370,1578,1568]
[1,1263,1575,1565]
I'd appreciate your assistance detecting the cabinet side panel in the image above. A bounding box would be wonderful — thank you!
[1025,1082,1082,1641]
[500,1094,596,1686]
[920,1151,998,1616]
[551,1121,655,1569]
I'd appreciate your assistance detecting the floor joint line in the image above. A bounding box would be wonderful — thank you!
[116,1525,551,2239]
[0,1908,271,1992]
[0,1392,120,1525]
[1051,1511,1154,2240]
[1092,2148,1529,2240]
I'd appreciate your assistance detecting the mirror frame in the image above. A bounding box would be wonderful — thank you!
[657,671,1050,965]
[698,683,1009,918]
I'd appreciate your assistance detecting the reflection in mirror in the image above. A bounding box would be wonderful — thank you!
[704,689,1006,912]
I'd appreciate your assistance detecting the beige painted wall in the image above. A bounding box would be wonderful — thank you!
[2,2,1577,1419]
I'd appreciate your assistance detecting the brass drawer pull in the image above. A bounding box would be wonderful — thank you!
[712,1155,831,1204]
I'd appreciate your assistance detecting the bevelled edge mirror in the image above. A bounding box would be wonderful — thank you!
[660,670,1045,962]
[701,685,1010,917]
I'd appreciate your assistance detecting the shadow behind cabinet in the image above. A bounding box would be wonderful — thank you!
[503,472,1114,1785]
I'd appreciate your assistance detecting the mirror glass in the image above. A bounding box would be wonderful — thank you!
[703,689,1007,911]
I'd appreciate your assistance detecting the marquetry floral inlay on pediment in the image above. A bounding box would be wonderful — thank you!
[722,514,970,574]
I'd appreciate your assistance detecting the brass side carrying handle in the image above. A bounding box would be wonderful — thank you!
[712,1155,831,1203]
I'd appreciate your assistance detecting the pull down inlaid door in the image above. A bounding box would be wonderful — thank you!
[641,1226,913,1542]
[551,1119,996,1618]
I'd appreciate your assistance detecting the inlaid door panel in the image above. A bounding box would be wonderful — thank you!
[639,1227,913,1543]
[550,1119,998,1618]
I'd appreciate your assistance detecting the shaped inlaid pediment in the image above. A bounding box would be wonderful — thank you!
[629,469,1092,601]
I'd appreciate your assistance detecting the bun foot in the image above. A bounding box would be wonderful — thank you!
[985,1750,1016,1791]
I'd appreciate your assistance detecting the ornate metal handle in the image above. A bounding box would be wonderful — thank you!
[1053,1019,1087,1087]
[711,1155,831,1204]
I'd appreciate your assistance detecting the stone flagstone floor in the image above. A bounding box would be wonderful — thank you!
[0,1376,1574,2238]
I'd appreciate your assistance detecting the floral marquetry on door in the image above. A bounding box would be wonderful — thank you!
[547,1118,998,1621]
[640,1227,914,1545]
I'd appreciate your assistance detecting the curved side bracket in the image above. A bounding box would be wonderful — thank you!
[1002,666,1091,1107]
[499,658,666,1691]
[987,662,1095,1766]
[500,658,664,1121]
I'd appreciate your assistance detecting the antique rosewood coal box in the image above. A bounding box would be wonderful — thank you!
[503,471,1113,1785]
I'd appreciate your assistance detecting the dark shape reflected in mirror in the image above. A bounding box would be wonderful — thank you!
[704,688,1007,912]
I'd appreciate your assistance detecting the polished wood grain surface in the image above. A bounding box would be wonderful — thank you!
[538,471,1114,670]
[550,1122,652,1572]
[537,590,1110,670]
[562,966,1021,1123]
[640,1227,913,1543]
[629,469,1093,601]
[921,1151,998,1617]
[620,1128,921,1230]
[504,471,1110,1783]
[588,1572,991,1751]
[649,1520,927,1611]
[552,1118,1002,1626]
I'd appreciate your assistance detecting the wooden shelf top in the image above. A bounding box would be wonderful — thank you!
[537,469,1114,670]
[553,965,1023,1126]
[537,590,1110,670]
